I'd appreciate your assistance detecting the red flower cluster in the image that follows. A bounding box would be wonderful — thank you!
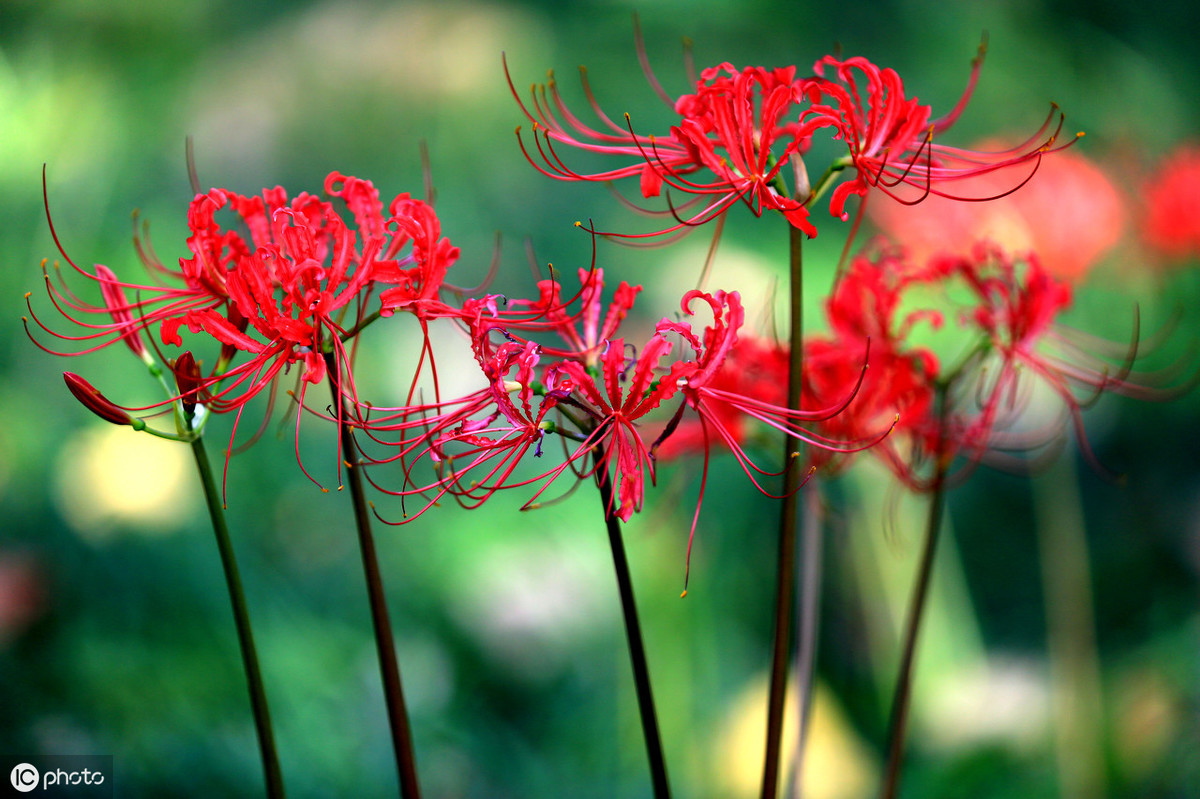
[29,172,460,482]
[1142,144,1200,261]
[654,241,1160,491]
[509,42,1073,239]
[358,271,875,524]
[804,243,1153,488]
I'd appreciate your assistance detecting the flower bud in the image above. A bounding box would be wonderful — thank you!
[172,351,203,416]
[63,372,139,427]
[94,264,149,360]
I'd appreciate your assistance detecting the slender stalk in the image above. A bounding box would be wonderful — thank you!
[788,478,825,798]
[879,388,950,799]
[189,435,285,799]
[325,355,421,799]
[592,448,671,799]
[761,221,806,799]
[1034,456,1105,799]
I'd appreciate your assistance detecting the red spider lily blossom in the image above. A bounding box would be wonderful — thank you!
[936,243,1173,476]
[30,170,459,490]
[161,175,458,409]
[363,334,578,521]
[802,243,1177,490]
[359,270,665,522]
[511,36,1075,244]
[358,276,890,588]
[557,334,691,521]
[801,46,1080,222]
[868,148,1126,282]
[509,53,823,239]
[642,64,824,236]
[1142,144,1200,261]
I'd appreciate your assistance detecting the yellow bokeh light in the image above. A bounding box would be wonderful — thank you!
[713,673,875,799]
[54,426,197,541]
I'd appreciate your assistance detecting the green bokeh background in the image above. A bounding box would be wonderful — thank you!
[2,1,1198,796]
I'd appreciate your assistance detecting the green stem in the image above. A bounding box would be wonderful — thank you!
[339,309,383,343]
[592,447,671,799]
[761,222,806,799]
[879,388,951,799]
[801,159,849,212]
[789,478,824,798]
[1034,456,1106,799]
[189,435,285,799]
[326,355,422,799]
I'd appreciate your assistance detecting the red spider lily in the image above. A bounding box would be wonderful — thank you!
[641,64,824,236]
[509,52,823,239]
[31,170,460,492]
[802,337,942,489]
[811,250,944,482]
[801,46,1080,223]
[803,243,1176,490]
[936,242,1171,476]
[868,148,1126,282]
[362,333,584,521]
[372,327,685,525]
[556,334,691,521]
[348,260,647,517]
[1142,144,1200,261]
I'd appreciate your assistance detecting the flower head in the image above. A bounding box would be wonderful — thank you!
[31,170,459,492]
[803,242,1173,489]
[802,44,1080,222]
[511,34,1076,245]
[1142,144,1200,261]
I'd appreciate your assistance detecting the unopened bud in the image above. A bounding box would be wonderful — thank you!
[63,372,141,428]
[94,264,149,361]
[173,351,203,416]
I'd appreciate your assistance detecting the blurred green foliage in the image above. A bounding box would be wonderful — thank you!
[2,1,1199,797]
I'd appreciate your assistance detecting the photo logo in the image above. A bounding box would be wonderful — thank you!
[10,763,39,792]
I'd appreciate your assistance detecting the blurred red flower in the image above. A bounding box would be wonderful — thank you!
[868,148,1125,282]
[1142,144,1200,260]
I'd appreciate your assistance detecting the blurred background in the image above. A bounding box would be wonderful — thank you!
[2,0,1198,796]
